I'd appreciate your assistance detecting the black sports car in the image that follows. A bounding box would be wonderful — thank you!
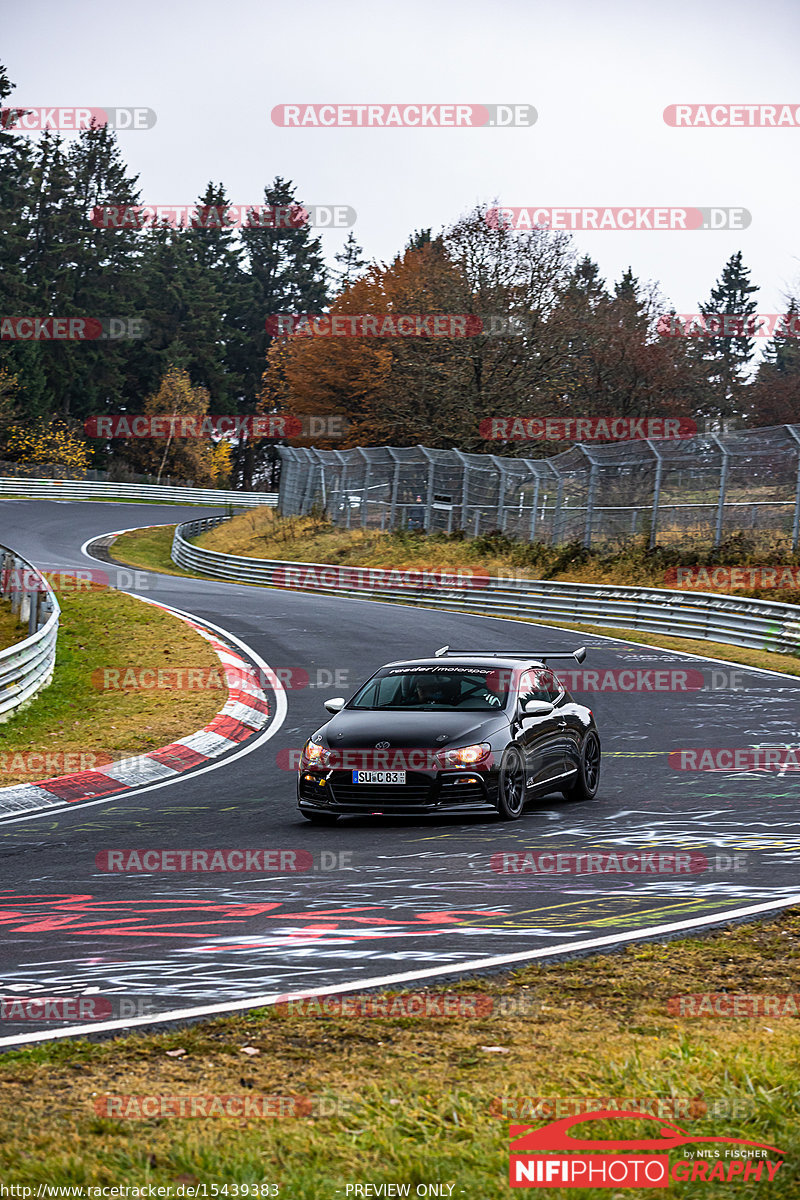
[297,645,601,822]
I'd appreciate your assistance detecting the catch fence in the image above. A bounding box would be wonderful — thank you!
[277,425,800,550]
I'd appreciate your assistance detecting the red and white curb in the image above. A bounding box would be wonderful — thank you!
[0,597,274,818]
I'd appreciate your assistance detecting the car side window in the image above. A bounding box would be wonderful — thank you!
[518,669,547,706]
[518,668,562,707]
[539,669,563,703]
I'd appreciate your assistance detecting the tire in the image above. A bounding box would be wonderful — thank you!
[562,732,601,802]
[301,810,339,824]
[497,747,527,820]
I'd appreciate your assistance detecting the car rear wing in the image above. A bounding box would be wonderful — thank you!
[434,645,587,664]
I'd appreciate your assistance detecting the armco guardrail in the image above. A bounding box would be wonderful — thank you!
[172,517,800,657]
[0,546,60,722]
[0,477,278,507]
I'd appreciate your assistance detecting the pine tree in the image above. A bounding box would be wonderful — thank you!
[332,232,368,295]
[0,64,34,315]
[694,251,759,428]
[747,296,800,426]
[405,228,433,252]
[230,176,328,487]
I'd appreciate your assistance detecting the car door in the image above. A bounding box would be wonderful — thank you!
[556,684,590,778]
[514,668,566,789]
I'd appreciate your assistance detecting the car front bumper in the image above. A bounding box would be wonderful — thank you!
[297,765,500,816]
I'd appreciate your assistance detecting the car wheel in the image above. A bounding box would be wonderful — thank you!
[497,747,526,820]
[301,810,340,824]
[562,733,601,801]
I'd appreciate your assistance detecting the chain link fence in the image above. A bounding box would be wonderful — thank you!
[277,425,800,551]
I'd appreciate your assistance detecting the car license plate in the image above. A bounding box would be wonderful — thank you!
[352,770,406,784]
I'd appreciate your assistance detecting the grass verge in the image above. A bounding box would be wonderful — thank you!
[0,598,26,652]
[0,582,225,785]
[112,524,800,680]
[193,509,800,606]
[0,912,798,1195]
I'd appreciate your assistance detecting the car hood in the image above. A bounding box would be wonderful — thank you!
[321,709,509,749]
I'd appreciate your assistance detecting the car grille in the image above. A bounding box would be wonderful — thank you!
[438,780,487,805]
[329,772,434,809]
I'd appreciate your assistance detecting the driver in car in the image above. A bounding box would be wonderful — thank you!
[413,674,459,706]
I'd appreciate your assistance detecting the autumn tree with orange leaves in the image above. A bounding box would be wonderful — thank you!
[260,207,705,453]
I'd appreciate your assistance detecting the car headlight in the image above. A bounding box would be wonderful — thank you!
[438,742,492,768]
[301,740,331,768]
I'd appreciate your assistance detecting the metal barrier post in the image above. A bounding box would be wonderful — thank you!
[552,476,565,545]
[711,434,729,548]
[419,447,435,532]
[387,448,401,530]
[529,475,541,541]
[452,449,470,531]
[358,448,372,528]
[786,425,800,552]
[646,439,664,549]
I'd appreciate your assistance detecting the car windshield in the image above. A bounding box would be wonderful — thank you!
[349,667,510,711]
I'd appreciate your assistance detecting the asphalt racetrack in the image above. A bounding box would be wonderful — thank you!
[1,499,799,1046]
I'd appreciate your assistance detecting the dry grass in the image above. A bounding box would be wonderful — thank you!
[0,912,798,1194]
[0,582,225,785]
[0,597,27,652]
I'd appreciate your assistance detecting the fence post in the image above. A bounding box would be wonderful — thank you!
[711,433,729,548]
[310,448,326,512]
[419,446,436,532]
[28,588,38,636]
[492,457,508,531]
[583,464,597,548]
[786,426,800,552]
[452,449,470,531]
[10,555,21,615]
[646,438,664,549]
[529,474,541,542]
[358,448,371,528]
[552,475,565,545]
[387,448,401,530]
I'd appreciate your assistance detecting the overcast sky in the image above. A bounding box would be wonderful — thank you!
[5,0,799,325]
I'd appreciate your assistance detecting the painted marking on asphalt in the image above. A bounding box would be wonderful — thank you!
[1,892,799,1047]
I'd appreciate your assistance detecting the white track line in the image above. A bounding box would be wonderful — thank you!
[0,599,287,826]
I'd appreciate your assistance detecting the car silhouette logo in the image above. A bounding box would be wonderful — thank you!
[509,1110,783,1155]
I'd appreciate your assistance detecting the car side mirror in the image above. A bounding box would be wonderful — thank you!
[324,697,346,715]
[521,699,554,717]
